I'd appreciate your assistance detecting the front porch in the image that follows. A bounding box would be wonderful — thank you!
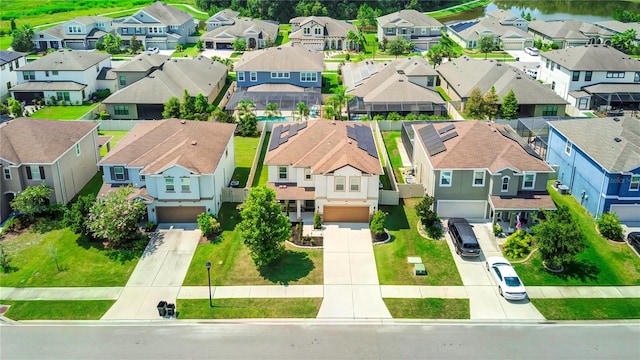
[490,191,556,234]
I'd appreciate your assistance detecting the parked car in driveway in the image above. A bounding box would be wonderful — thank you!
[524,47,539,56]
[486,256,528,301]
[627,232,640,254]
[447,218,481,257]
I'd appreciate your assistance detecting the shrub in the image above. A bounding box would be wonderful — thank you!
[63,194,94,235]
[597,212,624,242]
[314,212,322,229]
[415,195,440,228]
[197,212,215,237]
[501,230,534,259]
[370,210,387,238]
[493,224,504,237]
[2,217,18,233]
[426,225,443,240]
[92,88,111,101]
[144,221,156,232]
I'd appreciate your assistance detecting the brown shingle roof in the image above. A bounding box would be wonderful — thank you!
[0,118,98,164]
[267,182,315,200]
[98,119,236,175]
[265,120,382,175]
[490,191,556,210]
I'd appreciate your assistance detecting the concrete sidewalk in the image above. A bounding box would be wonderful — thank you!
[0,287,123,300]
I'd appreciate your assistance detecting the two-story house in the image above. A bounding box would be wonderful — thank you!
[112,52,170,90]
[32,16,115,51]
[0,119,100,223]
[103,57,228,120]
[204,9,239,31]
[0,51,27,102]
[201,16,278,50]
[265,120,382,222]
[446,17,534,50]
[486,9,529,30]
[410,121,555,231]
[227,46,324,112]
[538,45,640,111]
[343,57,446,119]
[377,10,443,51]
[114,2,195,50]
[10,49,111,105]
[546,117,640,223]
[98,119,236,223]
[437,57,568,118]
[289,16,357,51]
[527,20,613,49]
[595,20,640,46]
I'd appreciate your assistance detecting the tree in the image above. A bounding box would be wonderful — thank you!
[7,98,23,117]
[296,102,309,121]
[325,85,353,120]
[370,210,387,240]
[612,29,637,53]
[501,89,519,120]
[426,44,445,68]
[483,86,500,120]
[11,24,35,53]
[212,107,233,123]
[532,205,585,269]
[237,186,291,268]
[265,102,281,119]
[345,30,359,51]
[63,194,95,236]
[233,38,247,52]
[102,33,122,54]
[236,100,258,136]
[197,212,220,237]
[162,96,181,118]
[175,43,184,52]
[479,35,495,59]
[415,194,440,229]
[130,36,143,53]
[10,183,52,222]
[193,93,210,120]
[196,40,204,52]
[87,186,146,249]
[10,19,16,32]
[597,213,624,241]
[388,38,410,58]
[465,88,486,119]
[180,89,195,119]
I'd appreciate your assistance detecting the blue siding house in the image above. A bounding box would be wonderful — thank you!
[546,117,640,222]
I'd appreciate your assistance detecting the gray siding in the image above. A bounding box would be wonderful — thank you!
[236,71,322,88]
[433,169,488,200]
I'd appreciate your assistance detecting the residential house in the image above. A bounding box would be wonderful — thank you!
[10,49,111,105]
[437,57,568,118]
[289,16,356,51]
[103,57,228,120]
[537,45,640,111]
[98,119,236,223]
[32,16,115,51]
[0,119,101,223]
[595,20,640,46]
[114,2,195,50]
[446,17,534,50]
[201,16,278,50]
[410,121,555,231]
[265,120,382,222]
[112,52,170,90]
[546,117,640,222]
[343,57,446,118]
[377,10,443,50]
[486,9,529,30]
[227,46,323,111]
[0,51,27,102]
[205,9,239,31]
[527,20,613,49]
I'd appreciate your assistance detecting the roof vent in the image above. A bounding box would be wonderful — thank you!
[614,137,622,142]
[191,140,197,145]
[347,139,352,144]
[180,119,186,124]
[613,117,620,122]
[496,63,502,66]
[331,120,336,125]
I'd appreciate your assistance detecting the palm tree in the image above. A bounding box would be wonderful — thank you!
[235,100,255,121]
[323,105,336,120]
[325,85,354,120]
[346,30,359,51]
[265,102,281,120]
[296,102,309,121]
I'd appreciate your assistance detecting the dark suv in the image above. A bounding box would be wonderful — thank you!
[448,218,481,257]
[628,232,640,254]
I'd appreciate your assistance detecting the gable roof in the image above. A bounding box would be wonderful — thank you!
[595,20,640,39]
[437,57,567,105]
[0,119,98,165]
[344,57,437,92]
[0,50,26,66]
[124,2,193,25]
[99,119,236,175]
[528,20,611,40]
[234,46,323,72]
[114,53,170,73]
[201,17,278,40]
[549,117,640,173]
[206,9,239,24]
[289,16,356,38]
[18,49,110,71]
[447,17,532,41]
[265,120,382,175]
[377,9,442,28]
[68,16,112,26]
[540,44,640,71]
[486,9,525,23]
[414,121,553,173]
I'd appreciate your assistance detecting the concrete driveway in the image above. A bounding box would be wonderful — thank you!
[445,222,544,320]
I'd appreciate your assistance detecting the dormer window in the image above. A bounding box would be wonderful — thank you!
[501,176,510,192]
[522,173,535,190]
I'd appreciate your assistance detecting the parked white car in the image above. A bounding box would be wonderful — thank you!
[485,256,528,300]
[524,47,539,56]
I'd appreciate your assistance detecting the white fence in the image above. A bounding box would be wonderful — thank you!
[221,187,248,203]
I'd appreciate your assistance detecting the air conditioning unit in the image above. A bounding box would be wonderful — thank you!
[557,184,569,195]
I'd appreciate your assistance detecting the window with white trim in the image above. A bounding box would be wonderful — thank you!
[304,168,311,181]
[181,177,190,192]
[270,72,290,79]
[250,72,257,81]
[523,173,535,189]
[237,71,245,81]
[439,170,452,187]
[23,71,35,81]
[113,166,125,181]
[314,27,322,35]
[472,170,485,186]
[335,176,345,191]
[565,140,572,156]
[278,166,287,180]
[349,177,360,192]
[114,105,129,115]
[501,176,510,192]
[300,72,317,82]
[3,168,11,180]
[606,71,624,78]
[165,177,175,192]
[303,27,310,35]
[630,175,640,191]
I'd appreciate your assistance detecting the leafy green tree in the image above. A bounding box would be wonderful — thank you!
[313,212,322,229]
[162,96,181,118]
[465,88,486,119]
[501,89,518,120]
[10,183,52,222]
[8,98,23,117]
[325,85,353,120]
[479,35,495,59]
[612,29,637,53]
[0,103,9,115]
[11,24,35,53]
[356,4,379,31]
[197,212,220,237]
[532,205,585,269]
[597,213,624,241]
[130,36,143,53]
[237,186,291,268]
[193,93,210,120]
[180,89,195,119]
[233,38,247,52]
[346,30,359,51]
[483,86,500,120]
[388,38,410,58]
[63,194,95,236]
[415,194,440,229]
[196,40,204,52]
[87,186,146,249]
[426,44,445,68]
[236,100,258,136]
[10,19,16,32]
[370,210,387,240]
[296,102,309,121]
[212,107,233,123]
[102,33,122,54]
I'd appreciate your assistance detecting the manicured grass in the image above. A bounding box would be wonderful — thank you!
[75,172,104,199]
[381,131,405,184]
[0,35,11,50]
[0,219,141,287]
[252,132,270,187]
[512,184,640,286]
[212,74,235,106]
[171,43,201,58]
[182,203,323,286]
[231,136,260,188]
[176,298,321,319]
[30,103,100,120]
[98,130,129,157]
[436,86,452,102]
[428,0,492,18]
[276,25,291,46]
[465,52,515,61]
[0,300,114,320]
[375,199,463,286]
[384,298,470,319]
[530,298,640,320]
[322,73,340,94]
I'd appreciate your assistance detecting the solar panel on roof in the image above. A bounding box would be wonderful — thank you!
[497,126,542,159]
[440,131,458,142]
[298,121,307,130]
[427,142,447,156]
[347,126,357,140]
[268,126,282,151]
[288,125,299,137]
[438,124,455,135]
[279,136,289,145]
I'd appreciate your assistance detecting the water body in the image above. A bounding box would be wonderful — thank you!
[438,0,640,23]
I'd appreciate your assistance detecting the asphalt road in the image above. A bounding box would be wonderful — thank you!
[1,321,639,359]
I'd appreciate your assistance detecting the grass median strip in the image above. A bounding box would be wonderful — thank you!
[176,298,322,319]
[0,300,115,320]
[384,298,470,319]
[530,298,640,320]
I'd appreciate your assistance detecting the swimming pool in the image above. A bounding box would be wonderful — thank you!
[257,116,289,122]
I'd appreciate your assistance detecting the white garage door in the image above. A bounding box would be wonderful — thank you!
[610,204,640,222]
[437,200,487,219]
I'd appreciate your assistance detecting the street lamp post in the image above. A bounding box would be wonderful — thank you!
[205,261,212,308]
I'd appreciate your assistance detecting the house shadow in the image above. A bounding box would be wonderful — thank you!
[258,250,314,285]
[381,202,410,231]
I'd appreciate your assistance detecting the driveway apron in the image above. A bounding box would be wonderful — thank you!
[101,227,201,320]
[317,223,392,319]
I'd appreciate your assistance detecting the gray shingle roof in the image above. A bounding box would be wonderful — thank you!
[289,16,356,39]
[114,53,170,73]
[18,49,110,71]
[201,18,278,41]
[0,50,26,66]
[550,117,640,173]
[234,46,323,72]
[206,9,239,24]
[528,20,611,39]
[68,16,111,25]
[447,17,532,42]
[377,9,442,28]
[595,20,640,39]
[540,44,640,71]
[127,2,193,25]
[10,81,87,91]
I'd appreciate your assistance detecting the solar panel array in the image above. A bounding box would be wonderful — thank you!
[438,124,455,135]
[268,122,308,151]
[497,126,542,159]
[439,131,459,143]
[347,124,379,159]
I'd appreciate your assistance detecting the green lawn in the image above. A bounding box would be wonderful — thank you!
[231,136,261,188]
[384,298,470,319]
[30,103,100,120]
[98,130,129,157]
[530,298,640,320]
[212,74,235,106]
[436,87,452,102]
[182,203,323,286]
[465,52,515,61]
[0,35,11,50]
[171,43,201,58]
[322,73,340,94]
[75,172,104,199]
[252,132,270,187]
[381,131,405,184]
[428,0,492,18]
[0,300,114,320]
[512,184,640,286]
[0,219,141,287]
[275,25,291,46]
[176,298,322,319]
[375,199,463,286]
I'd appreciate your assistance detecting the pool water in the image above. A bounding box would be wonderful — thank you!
[257,116,289,121]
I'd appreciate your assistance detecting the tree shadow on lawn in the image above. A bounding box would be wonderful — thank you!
[258,250,314,285]
[75,234,143,264]
[550,259,600,283]
[381,203,410,231]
